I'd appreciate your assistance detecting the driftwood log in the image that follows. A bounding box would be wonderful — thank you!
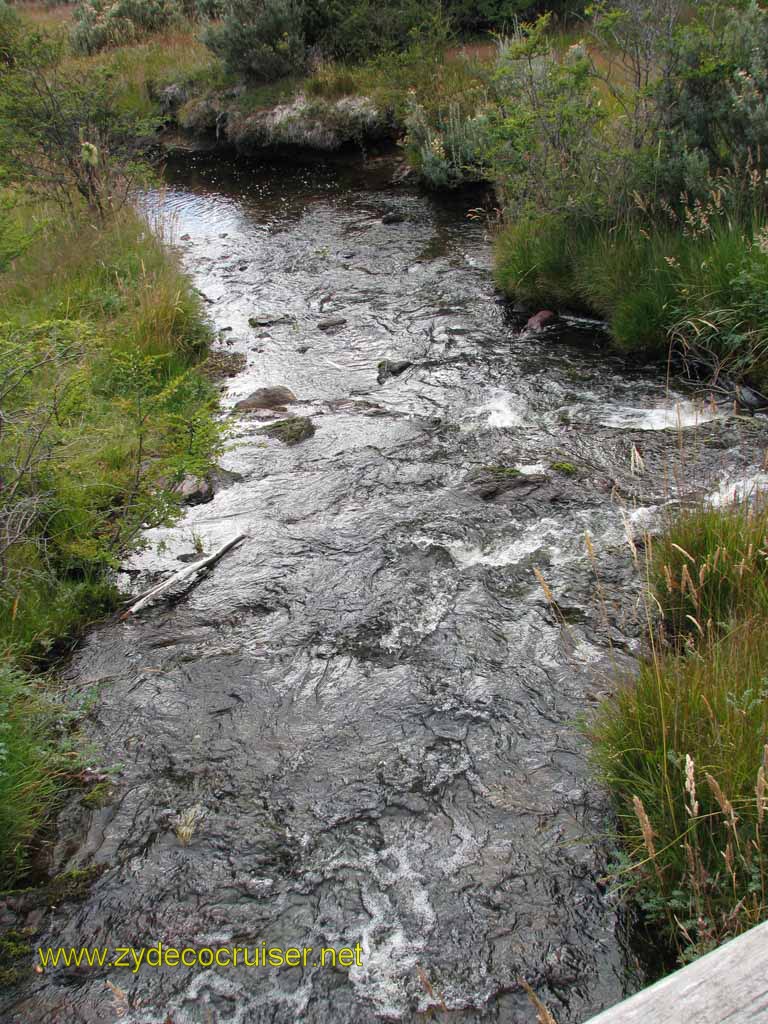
[121,532,248,618]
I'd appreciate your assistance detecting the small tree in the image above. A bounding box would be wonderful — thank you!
[0,24,144,220]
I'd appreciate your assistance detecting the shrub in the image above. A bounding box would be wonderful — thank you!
[488,18,608,221]
[0,25,146,219]
[71,0,183,55]
[404,99,490,188]
[311,0,445,65]
[203,0,306,81]
[657,1,768,179]
[0,0,23,66]
[446,0,586,32]
[204,0,449,82]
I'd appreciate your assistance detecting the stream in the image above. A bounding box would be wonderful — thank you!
[6,152,768,1024]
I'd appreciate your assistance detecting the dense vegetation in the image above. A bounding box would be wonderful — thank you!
[591,499,768,963]
[65,0,768,387]
[0,2,220,886]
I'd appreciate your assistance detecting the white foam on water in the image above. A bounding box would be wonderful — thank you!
[411,519,563,569]
[467,390,528,430]
[411,505,661,573]
[598,398,724,431]
[707,473,768,507]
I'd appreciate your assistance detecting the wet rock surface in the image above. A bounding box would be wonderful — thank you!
[257,415,316,445]
[233,385,297,412]
[377,358,413,384]
[6,153,768,1024]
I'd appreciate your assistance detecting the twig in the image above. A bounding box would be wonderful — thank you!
[121,532,248,618]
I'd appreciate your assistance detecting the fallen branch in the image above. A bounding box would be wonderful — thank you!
[121,532,248,618]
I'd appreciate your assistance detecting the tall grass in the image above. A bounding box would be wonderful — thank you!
[494,212,768,375]
[65,26,228,121]
[591,497,768,962]
[0,198,220,886]
[0,663,63,888]
[652,497,768,643]
[591,617,768,961]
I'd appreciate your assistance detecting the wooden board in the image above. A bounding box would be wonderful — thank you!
[583,921,768,1023]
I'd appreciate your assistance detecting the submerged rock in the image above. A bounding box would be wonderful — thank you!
[465,466,551,502]
[735,383,768,413]
[249,315,295,328]
[382,211,405,225]
[201,350,247,380]
[377,359,412,384]
[257,416,315,445]
[318,317,347,331]
[234,386,296,412]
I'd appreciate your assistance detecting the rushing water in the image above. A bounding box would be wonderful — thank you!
[6,153,768,1024]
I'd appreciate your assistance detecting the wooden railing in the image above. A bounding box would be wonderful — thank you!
[582,921,768,1023]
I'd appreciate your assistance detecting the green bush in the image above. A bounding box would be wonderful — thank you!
[72,0,183,55]
[446,0,583,31]
[203,0,306,81]
[657,1,768,181]
[204,0,450,82]
[311,0,446,64]
[0,0,23,66]
[404,99,490,188]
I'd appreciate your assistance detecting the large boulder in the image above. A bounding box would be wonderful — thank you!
[234,386,296,413]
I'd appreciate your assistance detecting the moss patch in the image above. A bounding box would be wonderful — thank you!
[81,782,115,810]
[44,865,108,906]
[0,929,33,988]
[550,461,578,476]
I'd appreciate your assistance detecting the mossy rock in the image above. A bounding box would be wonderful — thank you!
[81,781,114,810]
[0,929,32,988]
[45,865,107,906]
[201,350,247,380]
[550,461,579,476]
[484,465,522,479]
[257,417,315,446]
